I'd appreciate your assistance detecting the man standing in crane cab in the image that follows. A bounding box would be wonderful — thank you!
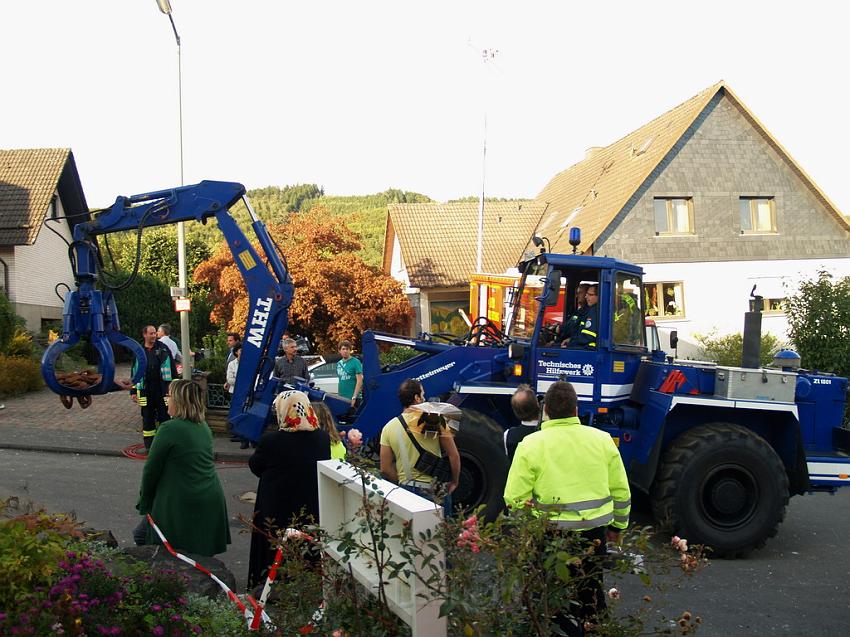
[504,380,630,634]
[130,325,177,451]
[562,284,599,348]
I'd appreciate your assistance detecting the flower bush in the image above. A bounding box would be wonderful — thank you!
[254,459,710,637]
[0,498,255,637]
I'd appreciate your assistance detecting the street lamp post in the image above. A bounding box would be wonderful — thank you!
[156,0,192,379]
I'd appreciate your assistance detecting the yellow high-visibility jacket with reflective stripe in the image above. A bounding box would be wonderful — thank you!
[503,416,631,531]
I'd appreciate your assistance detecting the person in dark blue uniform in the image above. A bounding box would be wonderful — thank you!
[564,284,599,349]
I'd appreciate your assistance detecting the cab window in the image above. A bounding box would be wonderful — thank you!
[613,272,644,347]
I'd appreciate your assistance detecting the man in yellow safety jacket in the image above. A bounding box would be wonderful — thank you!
[504,380,631,634]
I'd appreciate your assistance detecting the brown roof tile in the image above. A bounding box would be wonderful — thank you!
[0,148,71,246]
[533,81,849,255]
[386,201,546,288]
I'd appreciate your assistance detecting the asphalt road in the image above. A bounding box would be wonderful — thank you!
[1,448,848,635]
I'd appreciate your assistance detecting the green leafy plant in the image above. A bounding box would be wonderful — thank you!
[694,330,782,367]
[379,345,420,367]
[0,291,20,352]
[5,326,34,357]
[785,271,850,378]
[0,500,81,609]
[0,353,43,396]
[183,593,253,636]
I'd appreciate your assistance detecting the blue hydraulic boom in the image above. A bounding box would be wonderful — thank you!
[41,180,293,441]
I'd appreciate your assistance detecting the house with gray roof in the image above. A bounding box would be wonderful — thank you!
[384,82,850,353]
[0,148,89,331]
[530,81,850,353]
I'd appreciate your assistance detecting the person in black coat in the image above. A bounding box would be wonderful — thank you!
[247,390,331,589]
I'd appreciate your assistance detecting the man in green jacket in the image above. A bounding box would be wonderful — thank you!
[504,380,631,634]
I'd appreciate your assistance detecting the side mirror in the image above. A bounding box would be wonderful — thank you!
[536,270,560,307]
[669,330,679,350]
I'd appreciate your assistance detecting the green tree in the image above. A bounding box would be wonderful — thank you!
[0,291,18,353]
[110,273,174,355]
[786,271,850,377]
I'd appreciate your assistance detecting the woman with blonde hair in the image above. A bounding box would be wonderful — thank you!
[247,390,331,588]
[135,379,230,556]
[312,401,345,460]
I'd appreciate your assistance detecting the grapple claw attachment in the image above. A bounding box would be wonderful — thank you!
[40,289,146,403]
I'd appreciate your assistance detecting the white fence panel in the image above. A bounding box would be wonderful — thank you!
[317,460,447,637]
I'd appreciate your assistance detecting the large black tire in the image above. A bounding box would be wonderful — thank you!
[651,423,789,557]
[453,410,510,521]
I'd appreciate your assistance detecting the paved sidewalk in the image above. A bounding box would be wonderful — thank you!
[0,369,252,462]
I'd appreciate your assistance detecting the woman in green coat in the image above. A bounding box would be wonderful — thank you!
[135,379,231,556]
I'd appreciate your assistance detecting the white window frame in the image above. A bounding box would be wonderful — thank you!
[644,281,685,319]
[760,297,786,315]
[653,197,694,235]
[739,197,777,234]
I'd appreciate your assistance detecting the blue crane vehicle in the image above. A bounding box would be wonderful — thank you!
[43,180,850,556]
[42,180,293,439]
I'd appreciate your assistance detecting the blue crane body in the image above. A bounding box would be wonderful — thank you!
[42,180,850,556]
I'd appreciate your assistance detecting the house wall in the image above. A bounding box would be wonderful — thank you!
[402,288,469,337]
[594,92,849,356]
[642,258,850,357]
[7,195,75,331]
[597,93,849,263]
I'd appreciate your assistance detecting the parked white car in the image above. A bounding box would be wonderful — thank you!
[308,358,339,394]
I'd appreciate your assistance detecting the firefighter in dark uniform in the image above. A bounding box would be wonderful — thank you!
[504,380,631,635]
[130,325,177,450]
[564,284,599,348]
[558,283,589,345]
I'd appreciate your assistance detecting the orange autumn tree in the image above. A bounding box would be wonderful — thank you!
[194,206,413,352]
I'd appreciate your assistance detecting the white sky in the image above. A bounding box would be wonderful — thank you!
[2,1,848,213]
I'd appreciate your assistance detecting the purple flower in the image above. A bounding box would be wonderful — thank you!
[152,626,165,636]
[151,604,162,612]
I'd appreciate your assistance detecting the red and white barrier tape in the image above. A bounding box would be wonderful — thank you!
[248,528,320,631]
[146,514,271,629]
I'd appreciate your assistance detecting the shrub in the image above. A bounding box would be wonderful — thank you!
[195,332,230,384]
[5,326,34,357]
[183,593,253,636]
[379,345,419,367]
[0,503,80,610]
[0,354,43,396]
[694,330,782,367]
[0,291,21,352]
[785,271,850,377]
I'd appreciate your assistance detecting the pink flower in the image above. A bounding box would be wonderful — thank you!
[671,535,681,547]
[607,588,620,600]
[677,539,688,552]
[347,428,363,446]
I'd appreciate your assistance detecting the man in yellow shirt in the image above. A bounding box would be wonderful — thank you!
[380,379,460,516]
[504,380,631,634]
